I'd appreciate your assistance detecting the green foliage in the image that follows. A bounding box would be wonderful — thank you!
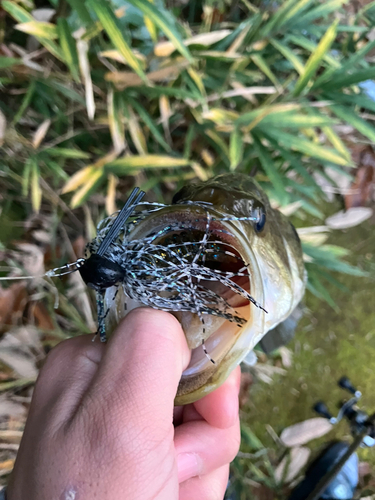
[1,0,373,296]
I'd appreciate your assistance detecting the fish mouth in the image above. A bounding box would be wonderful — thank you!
[103,204,265,403]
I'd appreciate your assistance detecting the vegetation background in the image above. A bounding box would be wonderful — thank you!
[1,0,375,497]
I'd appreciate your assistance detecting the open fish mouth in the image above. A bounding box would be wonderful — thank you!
[104,203,267,405]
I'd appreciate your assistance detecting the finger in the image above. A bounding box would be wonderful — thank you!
[175,418,240,483]
[80,308,191,430]
[192,366,241,429]
[29,336,104,423]
[179,464,229,500]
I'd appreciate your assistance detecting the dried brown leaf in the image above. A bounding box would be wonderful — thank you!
[326,207,373,229]
[275,447,310,484]
[32,118,51,149]
[0,110,6,147]
[280,417,333,447]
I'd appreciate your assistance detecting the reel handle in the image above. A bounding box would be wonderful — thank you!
[313,401,334,421]
[338,376,360,397]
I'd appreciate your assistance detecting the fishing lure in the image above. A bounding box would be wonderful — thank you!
[46,186,266,363]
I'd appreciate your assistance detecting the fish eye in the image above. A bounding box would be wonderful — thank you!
[254,207,266,233]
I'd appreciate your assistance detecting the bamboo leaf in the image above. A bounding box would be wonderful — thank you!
[252,134,289,204]
[30,158,42,212]
[330,105,375,143]
[57,18,80,82]
[263,128,351,166]
[86,0,146,80]
[313,38,375,89]
[318,68,375,91]
[44,147,91,159]
[229,128,244,171]
[71,170,105,208]
[0,57,23,69]
[293,0,348,27]
[66,0,92,25]
[105,155,190,174]
[125,96,171,152]
[126,0,193,62]
[77,39,95,119]
[270,39,304,75]
[16,21,58,39]
[251,54,280,89]
[293,20,338,96]
[2,1,33,23]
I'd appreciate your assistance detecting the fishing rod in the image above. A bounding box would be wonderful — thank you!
[290,376,375,500]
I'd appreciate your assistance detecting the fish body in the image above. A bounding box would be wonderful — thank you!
[100,174,306,405]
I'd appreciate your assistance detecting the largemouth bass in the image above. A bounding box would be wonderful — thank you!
[96,173,306,405]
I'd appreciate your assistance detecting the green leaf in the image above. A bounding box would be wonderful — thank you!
[313,38,375,88]
[57,19,80,82]
[262,128,351,166]
[261,0,300,37]
[241,425,263,451]
[293,19,338,96]
[252,134,288,205]
[30,158,42,213]
[270,39,304,75]
[44,147,91,159]
[13,80,36,125]
[105,155,190,174]
[331,105,375,143]
[87,0,146,80]
[22,159,32,197]
[229,128,244,171]
[126,0,193,62]
[2,1,33,23]
[287,34,340,69]
[125,96,172,153]
[251,54,280,88]
[318,67,375,91]
[0,57,23,69]
[66,0,92,25]
[306,273,338,310]
[16,21,58,39]
[15,21,58,40]
[293,0,349,27]
[278,0,316,29]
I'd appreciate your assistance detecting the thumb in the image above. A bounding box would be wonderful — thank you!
[84,308,191,426]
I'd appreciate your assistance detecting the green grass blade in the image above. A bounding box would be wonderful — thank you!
[57,19,80,82]
[126,0,193,62]
[293,20,338,96]
[87,0,146,80]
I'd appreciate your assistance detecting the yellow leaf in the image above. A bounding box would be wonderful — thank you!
[106,173,119,215]
[154,30,232,56]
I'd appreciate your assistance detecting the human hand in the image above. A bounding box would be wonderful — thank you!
[7,308,241,500]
